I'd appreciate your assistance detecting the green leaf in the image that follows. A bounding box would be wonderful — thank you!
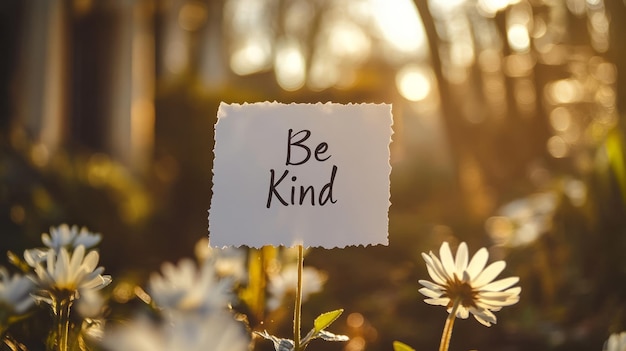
[313,309,344,333]
[393,341,416,351]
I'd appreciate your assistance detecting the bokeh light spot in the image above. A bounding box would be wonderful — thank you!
[230,39,272,76]
[507,24,530,52]
[345,336,366,351]
[275,40,306,91]
[178,1,208,32]
[347,312,365,328]
[369,0,425,54]
[549,107,572,132]
[547,136,568,158]
[549,79,583,104]
[396,65,432,102]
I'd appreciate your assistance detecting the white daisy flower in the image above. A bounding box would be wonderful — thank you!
[33,245,111,294]
[604,332,626,351]
[43,224,102,251]
[418,242,521,326]
[0,266,35,316]
[485,192,557,248]
[267,265,326,312]
[24,224,102,267]
[23,248,48,268]
[194,239,247,283]
[104,311,249,351]
[148,258,232,314]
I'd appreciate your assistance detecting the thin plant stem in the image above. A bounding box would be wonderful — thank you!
[293,244,304,351]
[51,294,73,351]
[58,298,71,351]
[438,298,461,351]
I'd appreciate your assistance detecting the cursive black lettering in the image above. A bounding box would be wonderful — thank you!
[266,169,289,208]
[286,129,311,166]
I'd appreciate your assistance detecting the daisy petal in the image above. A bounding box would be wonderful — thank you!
[429,251,452,282]
[41,234,52,248]
[480,276,519,292]
[422,253,447,285]
[477,291,513,300]
[470,306,493,320]
[424,297,450,307]
[428,251,451,282]
[46,249,56,277]
[418,287,443,299]
[455,242,468,277]
[418,279,444,292]
[473,261,506,287]
[439,242,456,278]
[57,249,71,286]
[476,293,519,307]
[503,286,522,296]
[456,306,469,319]
[471,307,496,327]
[465,247,488,280]
[68,246,86,281]
[462,270,471,283]
[82,251,100,273]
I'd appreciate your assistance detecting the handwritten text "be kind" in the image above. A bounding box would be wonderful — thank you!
[266,129,338,208]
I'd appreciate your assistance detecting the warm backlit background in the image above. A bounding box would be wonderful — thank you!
[1,0,625,350]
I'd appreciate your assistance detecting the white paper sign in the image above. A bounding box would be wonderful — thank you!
[209,102,393,248]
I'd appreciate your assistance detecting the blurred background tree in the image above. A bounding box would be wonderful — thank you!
[0,0,625,350]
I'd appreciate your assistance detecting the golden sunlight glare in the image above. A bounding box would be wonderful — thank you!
[368,0,425,54]
[230,39,272,76]
[507,24,530,52]
[478,0,517,16]
[396,64,432,102]
[275,39,306,91]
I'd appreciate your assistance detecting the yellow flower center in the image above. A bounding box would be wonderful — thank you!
[445,274,477,308]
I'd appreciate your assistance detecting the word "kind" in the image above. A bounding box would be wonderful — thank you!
[266,129,338,208]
